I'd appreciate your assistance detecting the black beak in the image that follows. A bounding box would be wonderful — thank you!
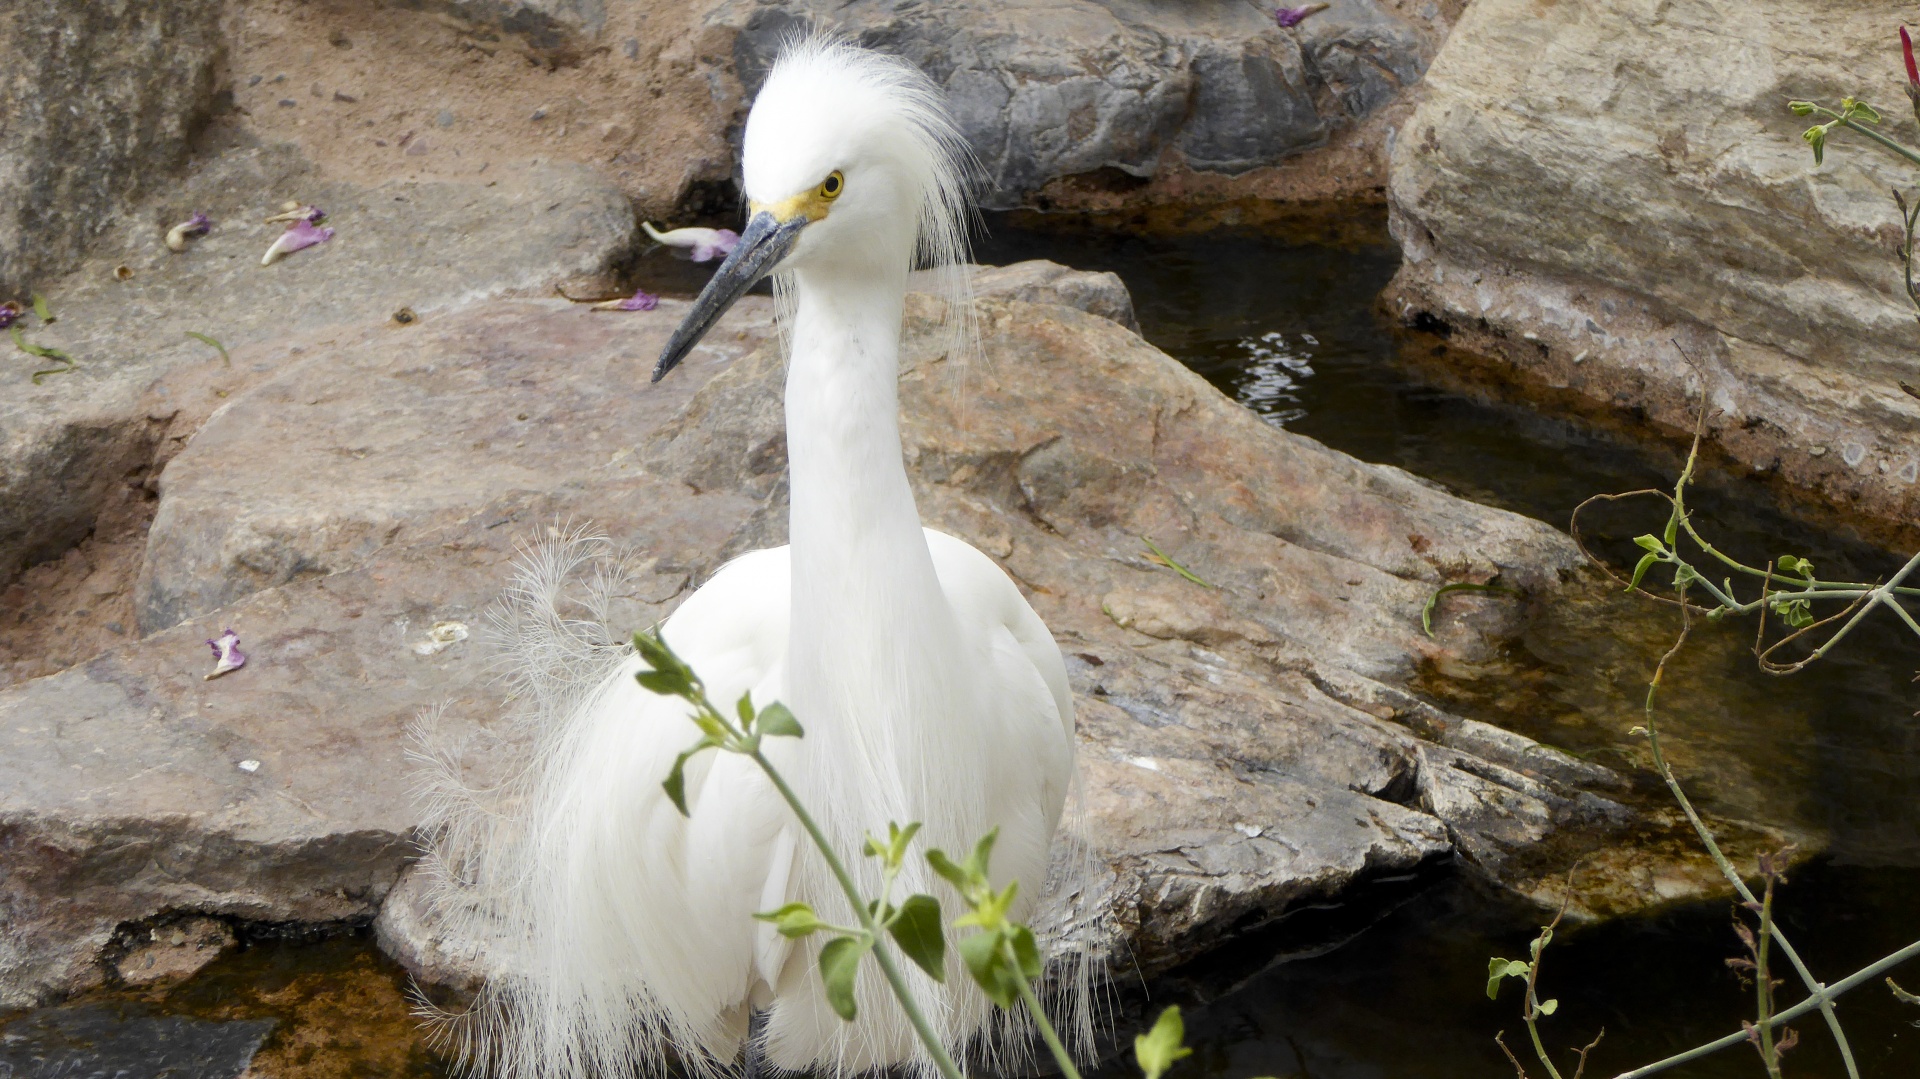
[652,210,806,383]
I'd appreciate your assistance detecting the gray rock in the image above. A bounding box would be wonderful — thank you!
[380,0,608,63]
[0,0,224,296]
[1386,0,1920,529]
[0,1005,273,1079]
[711,0,1437,207]
[0,142,635,599]
[965,260,1139,332]
[0,276,1627,1006]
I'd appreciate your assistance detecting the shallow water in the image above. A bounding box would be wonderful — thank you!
[6,214,1917,1078]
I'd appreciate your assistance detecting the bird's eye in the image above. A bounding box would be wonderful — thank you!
[819,170,844,200]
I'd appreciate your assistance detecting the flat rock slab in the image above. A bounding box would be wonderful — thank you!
[0,141,635,588]
[0,266,1625,1007]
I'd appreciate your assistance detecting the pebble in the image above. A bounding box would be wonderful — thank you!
[436,109,455,129]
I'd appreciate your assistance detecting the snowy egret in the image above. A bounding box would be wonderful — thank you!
[418,35,1080,1079]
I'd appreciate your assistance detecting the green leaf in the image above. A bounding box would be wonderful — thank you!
[957,930,1016,1007]
[887,894,946,982]
[755,701,804,739]
[10,326,75,384]
[1632,534,1665,553]
[1789,100,1815,115]
[927,848,970,890]
[636,668,692,697]
[966,828,1000,880]
[184,331,229,367]
[1627,551,1659,592]
[1847,98,1882,123]
[1141,536,1214,588]
[632,628,694,688]
[662,740,715,817]
[818,936,870,1021]
[1805,124,1828,165]
[889,821,922,865]
[1420,581,1523,637]
[1771,595,1814,628]
[1134,1006,1194,1079]
[1486,958,1530,999]
[1537,998,1559,1016]
[754,901,825,938]
[736,690,756,728]
[31,294,52,324]
[1007,923,1043,981]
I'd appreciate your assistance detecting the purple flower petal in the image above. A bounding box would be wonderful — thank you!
[165,212,213,252]
[643,222,741,263]
[261,219,336,265]
[593,288,660,311]
[1275,4,1328,28]
[0,303,20,330]
[205,628,247,679]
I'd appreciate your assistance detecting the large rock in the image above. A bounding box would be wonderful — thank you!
[0,142,635,593]
[0,0,224,297]
[0,264,1632,1007]
[715,0,1438,208]
[1386,0,1920,530]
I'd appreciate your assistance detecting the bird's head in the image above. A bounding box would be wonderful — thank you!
[653,36,975,381]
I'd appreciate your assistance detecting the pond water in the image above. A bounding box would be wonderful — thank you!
[5,212,1916,1079]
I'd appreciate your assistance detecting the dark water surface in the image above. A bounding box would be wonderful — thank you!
[7,215,1917,1078]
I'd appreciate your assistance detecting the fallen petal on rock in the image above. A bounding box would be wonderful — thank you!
[591,288,659,311]
[205,629,247,679]
[642,221,739,263]
[1275,3,1328,27]
[165,212,212,252]
[261,220,336,265]
[264,204,326,225]
[237,759,261,773]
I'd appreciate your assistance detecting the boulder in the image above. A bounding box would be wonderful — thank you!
[1386,0,1920,530]
[0,142,635,595]
[0,264,1632,1007]
[0,0,224,297]
[714,0,1440,209]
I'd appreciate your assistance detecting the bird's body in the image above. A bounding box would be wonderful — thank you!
[419,36,1078,1079]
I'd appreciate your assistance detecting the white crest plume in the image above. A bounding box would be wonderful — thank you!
[757,33,981,373]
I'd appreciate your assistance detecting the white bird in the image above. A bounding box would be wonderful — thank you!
[416,36,1081,1079]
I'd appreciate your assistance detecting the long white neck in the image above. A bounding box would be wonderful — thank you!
[784,261,960,800]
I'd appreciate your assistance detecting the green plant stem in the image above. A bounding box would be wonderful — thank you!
[1838,116,1920,168]
[749,748,968,1079]
[1608,938,1920,1079]
[1638,629,1861,1078]
[1008,960,1083,1079]
[1755,878,1781,1078]
[1525,1007,1564,1079]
